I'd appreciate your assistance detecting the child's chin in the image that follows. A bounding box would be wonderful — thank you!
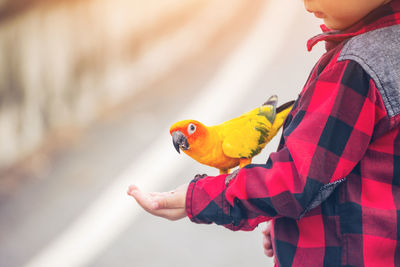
[323,21,342,31]
[324,19,353,31]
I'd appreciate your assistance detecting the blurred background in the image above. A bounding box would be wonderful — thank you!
[0,0,325,266]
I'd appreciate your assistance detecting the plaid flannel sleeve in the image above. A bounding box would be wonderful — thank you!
[186,59,377,231]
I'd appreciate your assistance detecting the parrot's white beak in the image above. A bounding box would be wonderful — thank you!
[172,131,189,153]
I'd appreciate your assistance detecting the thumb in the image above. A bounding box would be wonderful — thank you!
[154,193,185,209]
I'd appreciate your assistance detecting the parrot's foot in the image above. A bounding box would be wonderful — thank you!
[239,158,252,168]
[219,169,230,175]
[194,173,208,180]
[225,169,240,186]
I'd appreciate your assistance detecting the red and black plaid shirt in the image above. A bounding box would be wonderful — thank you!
[185,1,400,266]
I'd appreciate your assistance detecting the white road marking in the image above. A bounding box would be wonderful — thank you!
[23,1,301,266]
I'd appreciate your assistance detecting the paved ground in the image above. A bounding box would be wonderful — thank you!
[0,1,325,267]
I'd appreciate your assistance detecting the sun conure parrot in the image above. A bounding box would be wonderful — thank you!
[169,95,294,178]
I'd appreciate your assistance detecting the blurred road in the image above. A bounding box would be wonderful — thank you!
[0,1,324,267]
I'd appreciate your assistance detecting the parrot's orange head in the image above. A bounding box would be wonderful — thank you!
[169,120,207,154]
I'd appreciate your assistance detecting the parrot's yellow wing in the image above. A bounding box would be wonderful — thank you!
[218,97,294,160]
[218,104,275,159]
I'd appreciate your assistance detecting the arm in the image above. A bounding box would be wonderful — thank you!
[187,60,378,230]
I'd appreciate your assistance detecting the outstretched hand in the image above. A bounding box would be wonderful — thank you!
[127,184,188,221]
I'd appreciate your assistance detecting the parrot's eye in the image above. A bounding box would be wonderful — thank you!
[188,123,196,135]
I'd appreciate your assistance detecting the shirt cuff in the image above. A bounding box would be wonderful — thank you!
[185,173,229,224]
[186,178,201,223]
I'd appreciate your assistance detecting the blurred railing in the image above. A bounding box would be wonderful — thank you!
[0,0,260,171]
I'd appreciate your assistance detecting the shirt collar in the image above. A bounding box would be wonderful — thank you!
[307,0,400,51]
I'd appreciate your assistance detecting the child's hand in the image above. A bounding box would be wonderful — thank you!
[262,222,274,257]
[127,184,188,221]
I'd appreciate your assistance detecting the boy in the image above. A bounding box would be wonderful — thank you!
[128,0,400,265]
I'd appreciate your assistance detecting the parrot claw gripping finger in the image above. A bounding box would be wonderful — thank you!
[225,169,240,186]
[194,173,208,180]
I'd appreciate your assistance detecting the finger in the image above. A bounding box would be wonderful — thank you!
[127,184,139,195]
[264,248,274,257]
[128,186,158,211]
[263,236,272,250]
